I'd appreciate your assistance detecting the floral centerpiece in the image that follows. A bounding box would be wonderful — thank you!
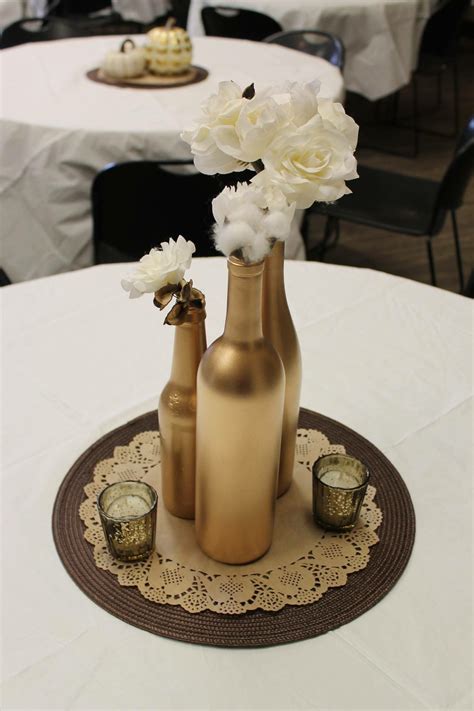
[181,80,358,509]
[181,79,358,243]
[122,81,359,564]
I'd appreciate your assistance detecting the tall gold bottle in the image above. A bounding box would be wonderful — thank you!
[195,257,285,564]
[262,240,302,497]
[158,307,207,519]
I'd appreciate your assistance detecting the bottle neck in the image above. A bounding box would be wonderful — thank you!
[262,239,289,313]
[223,257,264,342]
[170,310,206,387]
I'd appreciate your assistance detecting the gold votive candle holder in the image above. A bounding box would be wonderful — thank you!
[312,454,369,532]
[97,481,157,562]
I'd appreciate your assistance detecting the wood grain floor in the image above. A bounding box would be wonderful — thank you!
[305,37,474,294]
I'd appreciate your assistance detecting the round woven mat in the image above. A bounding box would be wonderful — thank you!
[86,65,208,89]
[52,408,415,648]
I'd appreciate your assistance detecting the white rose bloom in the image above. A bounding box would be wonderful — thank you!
[212,182,295,263]
[269,80,321,127]
[181,81,248,175]
[121,236,195,298]
[317,98,359,150]
[234,93,289,163]
[254,114,358,209]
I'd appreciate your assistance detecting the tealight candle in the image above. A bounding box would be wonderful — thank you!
[312,454,369,532]
[97,481,158,562]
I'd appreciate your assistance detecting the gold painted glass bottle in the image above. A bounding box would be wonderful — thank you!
[262,240,302,497]
[195,257,285,564]
[159,306,207,519]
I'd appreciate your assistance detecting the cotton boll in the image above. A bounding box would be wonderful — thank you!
[262,211,292,240]
[243,229,272,263]
[227,203,263,231]
[214,221,257,258]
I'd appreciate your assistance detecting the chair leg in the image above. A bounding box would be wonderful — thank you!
[412,75,420,157]
[426,239,437,286]
[453,58,460,138]
[436,70,442,110]
[451,209,465,293]
[314,216,338,262]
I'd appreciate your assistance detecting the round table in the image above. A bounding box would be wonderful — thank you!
[2,259,472,709]
[0,35,343,283]
[188,0,438,100]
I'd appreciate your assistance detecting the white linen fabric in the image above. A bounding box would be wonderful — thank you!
[112,0,171,23]
[2,260,472,710]
[0,35,343,282]
[188,0,437,100]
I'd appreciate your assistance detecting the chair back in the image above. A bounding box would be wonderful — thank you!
[420,0,470,58]
[67,14,146,36]
[201,6,282,41]
[0,18,78,49]
[264,29,345,70]
[48,0,112,16]
[430,116,474,232]
[92,161,221,264]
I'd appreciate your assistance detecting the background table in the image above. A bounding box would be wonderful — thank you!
[2,259,472,709]
[0,34,343,282]
[188,0,437,100]
[112,0,170,23]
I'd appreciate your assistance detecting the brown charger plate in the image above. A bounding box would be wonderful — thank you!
[52,408,415,648]
[86,66,208,89]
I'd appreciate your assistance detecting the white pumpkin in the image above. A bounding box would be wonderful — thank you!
[145,20,192,76]
[101,39,146,79]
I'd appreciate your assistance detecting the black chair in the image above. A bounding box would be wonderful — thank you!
[307,116,474,292]
[169,0,191,28]
[201,6,282,41]
[66,14,146,36]
[48,0,112,16]
[92,161,222,264]
[0,13,145,49]
[0,268,12,287]
[405,0,470,146]
[0,18,79,48]
[264,30,345,70]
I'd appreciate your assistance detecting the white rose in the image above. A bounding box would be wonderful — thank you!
[181,81,248,175]
[269,80,321,127]
[212,182,295,263]
[234,93,289,163]
[317,99,359,150]
[121,236,195,298]
[254,114,358,209]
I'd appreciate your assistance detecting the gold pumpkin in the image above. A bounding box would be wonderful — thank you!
[145,20,193,76]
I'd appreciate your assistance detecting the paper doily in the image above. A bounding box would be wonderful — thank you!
[79,428,382,615]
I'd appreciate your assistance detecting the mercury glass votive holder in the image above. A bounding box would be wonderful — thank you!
[312,454,369,532]
[97,481,158,562]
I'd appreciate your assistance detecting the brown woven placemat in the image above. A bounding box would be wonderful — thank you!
[52,408,415,648]
[86,65,208,89]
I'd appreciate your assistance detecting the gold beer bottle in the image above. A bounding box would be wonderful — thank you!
[159,306,207,519]
[262,240,302,497]
[195,257,285,564]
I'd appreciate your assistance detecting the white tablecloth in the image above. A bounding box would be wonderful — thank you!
[2,260,472,709]
[112,0,171,23]
[0,34,343,283]
[188,0,437,100]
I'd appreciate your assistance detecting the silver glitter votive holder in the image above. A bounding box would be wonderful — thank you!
[97,481,158,562]
[312,454,369,532]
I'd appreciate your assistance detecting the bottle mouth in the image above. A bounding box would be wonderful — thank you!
[228,256,265,277]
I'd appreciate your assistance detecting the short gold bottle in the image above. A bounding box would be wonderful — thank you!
[262,240,302,497]
[158,307,207,519]
[195,257,285,564]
